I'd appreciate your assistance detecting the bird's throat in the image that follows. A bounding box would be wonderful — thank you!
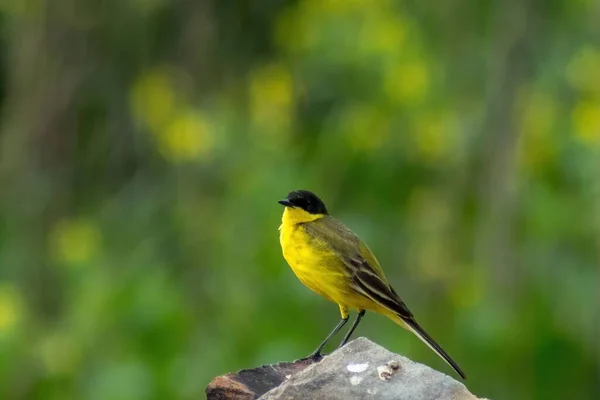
[281,207,325,227]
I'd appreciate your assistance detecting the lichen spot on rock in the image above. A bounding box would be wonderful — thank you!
[347,362,369,373]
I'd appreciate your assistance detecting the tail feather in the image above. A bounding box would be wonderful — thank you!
[345,262,466,379]
[401,317,467,380]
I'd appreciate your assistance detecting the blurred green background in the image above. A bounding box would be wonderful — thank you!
[0,0,599,399]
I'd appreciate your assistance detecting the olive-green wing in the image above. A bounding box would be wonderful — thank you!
[302,216,414,319]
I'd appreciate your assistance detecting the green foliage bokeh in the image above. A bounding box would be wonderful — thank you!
[0,0,599,399]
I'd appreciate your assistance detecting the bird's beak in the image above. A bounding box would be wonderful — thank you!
[278,199,294,207]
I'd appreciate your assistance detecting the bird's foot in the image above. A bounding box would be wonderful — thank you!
[296,350,325,363]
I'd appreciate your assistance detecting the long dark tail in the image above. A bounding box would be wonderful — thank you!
[401,317,467,379]
[347,267,466,378]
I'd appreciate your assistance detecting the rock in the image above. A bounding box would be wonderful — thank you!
[206,337,487,400]
[206,358,317,400]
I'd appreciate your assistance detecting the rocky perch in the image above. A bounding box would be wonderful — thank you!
[206,337,487,400]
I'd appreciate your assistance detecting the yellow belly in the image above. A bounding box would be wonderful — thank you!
[279,223,347,304]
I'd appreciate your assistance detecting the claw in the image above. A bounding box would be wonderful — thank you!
[297,351,325,363]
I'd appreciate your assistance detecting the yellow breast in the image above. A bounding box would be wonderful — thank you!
[278,208,396,315]
[279,208,342,303]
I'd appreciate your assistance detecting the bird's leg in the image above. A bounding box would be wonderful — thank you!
[303,316,349,361]
[337,309,365,348]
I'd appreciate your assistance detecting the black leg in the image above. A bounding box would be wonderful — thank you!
[305,316,349,360]
[337,310,366,348]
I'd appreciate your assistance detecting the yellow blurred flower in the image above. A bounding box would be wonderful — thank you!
[275,0,405,59]
[572,99,600,147]
[50,219,101,265]
[130,68,177,133]
[0,283,23,334]
[158,110,214,162]
[413,111,457,163]
[356,12,406,57]
[130,68,216,163]
[341,104,388,152]
[249,63,294,136]
[518,89,558,169]
[384,61,430,104]
[566,46,600,95]
[38,330,82,375]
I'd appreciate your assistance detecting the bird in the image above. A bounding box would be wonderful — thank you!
[277,189,466,379]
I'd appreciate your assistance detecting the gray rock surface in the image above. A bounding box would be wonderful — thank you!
[206,337,487,400]
[259,338,484,400]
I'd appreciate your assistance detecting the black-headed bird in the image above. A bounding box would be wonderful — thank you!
[278,189,466,379]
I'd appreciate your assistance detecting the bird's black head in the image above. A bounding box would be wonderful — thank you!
[278,190,329,215]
